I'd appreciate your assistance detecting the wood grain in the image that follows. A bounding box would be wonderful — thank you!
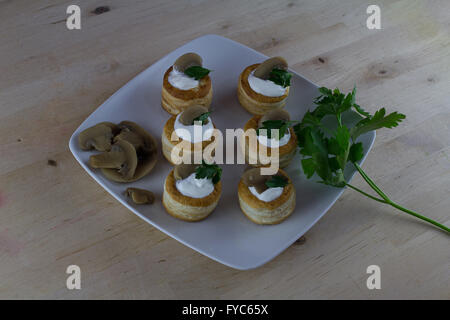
[0,0,449,299]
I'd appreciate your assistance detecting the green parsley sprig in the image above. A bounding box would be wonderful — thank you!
[269,68,292,87]
[192,112,210,125]
[257,119,298,140]
[184,66,211,80]
[265,175,289,188]
[294,86,449,233]
[195,161,222,184]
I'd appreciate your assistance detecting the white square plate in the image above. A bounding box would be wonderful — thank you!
[69,34,375,270]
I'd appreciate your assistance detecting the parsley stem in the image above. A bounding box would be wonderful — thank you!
[336,114,343,127]
[354,163,389,201]
[353,163,449,233]
[387,201,450,233]
[345,183,387,204]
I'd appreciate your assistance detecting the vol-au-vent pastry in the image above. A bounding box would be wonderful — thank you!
[242,109,297,168]
[162,105,216,164]
[163,162,222,222]
[237,56,292,115]
[161,52,213,115]
[238,167,295,225]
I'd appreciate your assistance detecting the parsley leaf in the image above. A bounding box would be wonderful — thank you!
[298,126,333,182]
[350,108,406,140]
[257,119,298,140]
[192,112,210,125]
[195,161,222,184]
[268,68,292,87]
[265,175,289,188]
[349,142,364,163]
[348,87,372,117]
[301,158,316,178]
[312,87,356,120]
[353,104,371,118]
[184,66,211,80]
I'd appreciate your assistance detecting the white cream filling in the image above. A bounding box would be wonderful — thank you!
[249,186,284,202]
[176,173,214,198]
[168,67,199,90]
[174,113,214,143]
[248,71,287,97]
[257,129,291,148]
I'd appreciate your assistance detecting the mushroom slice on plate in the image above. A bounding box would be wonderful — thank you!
[100,122,120,135]
[258,109,291,127]
[89,139,138,180]
[173,52,202,72]
[253,56,288,80]
[125,188,155,205]
[178,105,209,125]
[117,121,157,154]
[78,122,117,152]
[113,130,146,152]
[173,164,198,180]
[102,121,158,183]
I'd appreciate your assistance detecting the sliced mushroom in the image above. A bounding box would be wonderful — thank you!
[173,164,198,180]
[89,139,138,180]
[173,52,202,72]
[117,121,157,154]
[243,165,255,172]
[125,188,155,205]
[100,122,120,135]
[114,130,146,152]
[242,167,270,194]
[78,123,116,152]
[101,121,158,183]
[258,109,291,127]
[242,168,288,194]
[178,105,209,125]
[254,56,288,80]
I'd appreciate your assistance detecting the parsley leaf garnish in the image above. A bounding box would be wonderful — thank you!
[257,119,298,140]
[295,86,406,186]
[294,86,449,233]
[265,175,289,188]
[268,68,292,87]
[184,66,211,80]
[195,161,222,184]
[192,112,210,125]
[350,108,406,140]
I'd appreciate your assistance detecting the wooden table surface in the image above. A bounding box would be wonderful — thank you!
[1,0,449,299]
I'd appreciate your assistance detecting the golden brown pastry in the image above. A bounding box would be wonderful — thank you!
[163,163,222,222]
[241,109,297,169]
[161,105,216,165]
[237,57,291,115]
[161,52,212,115]
[238,168,295,225]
